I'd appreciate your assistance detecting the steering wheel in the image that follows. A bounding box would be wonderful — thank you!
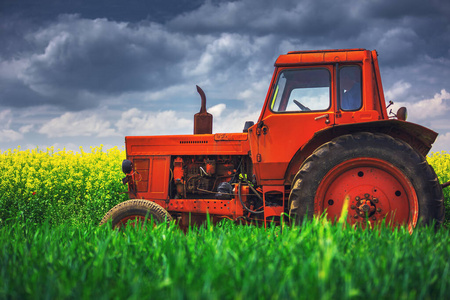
[293,99,311,111]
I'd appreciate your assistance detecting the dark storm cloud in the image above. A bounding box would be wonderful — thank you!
[22,15,189,93]
[0,0,449,121]
[0,9,277,110]
[0,15,35,59]
[362,0,448,19]
[0,0,204,23]
[169,0,364,40]
[0,79,50,107]
[169,0,450,67]
[0,0,208,109]
[0,15,204,110]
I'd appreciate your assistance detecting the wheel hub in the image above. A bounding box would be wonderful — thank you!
[351,194,379,220]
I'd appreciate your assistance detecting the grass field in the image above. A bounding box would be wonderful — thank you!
[0,148,449,299]
[1,219,450,299]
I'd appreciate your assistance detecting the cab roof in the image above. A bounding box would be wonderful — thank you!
[275,48,373,66]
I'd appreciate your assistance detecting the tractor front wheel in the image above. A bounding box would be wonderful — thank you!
[100,199,172,229]
[289,132,445,231]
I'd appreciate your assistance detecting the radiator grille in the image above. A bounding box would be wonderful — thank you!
[179,140,208,144]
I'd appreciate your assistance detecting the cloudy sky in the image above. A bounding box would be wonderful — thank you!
[1,0,450,153]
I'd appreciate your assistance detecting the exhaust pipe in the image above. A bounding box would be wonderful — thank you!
[194,85,213,134]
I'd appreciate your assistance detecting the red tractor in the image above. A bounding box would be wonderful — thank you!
[101,49,446,231]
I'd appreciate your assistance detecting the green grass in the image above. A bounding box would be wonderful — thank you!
[1,219,450,300]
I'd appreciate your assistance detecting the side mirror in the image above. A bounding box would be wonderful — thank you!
[396,107,407,121]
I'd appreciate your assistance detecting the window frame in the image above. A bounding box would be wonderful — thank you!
[269,67,332,114]
[339,65,363,111]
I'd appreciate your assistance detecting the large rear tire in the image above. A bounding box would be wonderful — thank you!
[100,199,172,229]
[289,132,445,230]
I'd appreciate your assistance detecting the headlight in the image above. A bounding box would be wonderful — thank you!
[122,159,133,174]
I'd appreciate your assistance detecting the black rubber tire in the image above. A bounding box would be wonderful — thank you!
[289,132,445,228]
[100,199,172,228]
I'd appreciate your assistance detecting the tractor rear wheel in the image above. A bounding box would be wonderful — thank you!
[100,199,172,229]
[289,132,445,231]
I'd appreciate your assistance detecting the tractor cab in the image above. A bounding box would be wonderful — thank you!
[247,49,416,185]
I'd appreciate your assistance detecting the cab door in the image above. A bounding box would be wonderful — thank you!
[249,66,336,185]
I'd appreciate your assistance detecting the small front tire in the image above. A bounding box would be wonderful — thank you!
[100,199,172,229]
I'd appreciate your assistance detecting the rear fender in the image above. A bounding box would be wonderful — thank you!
[284,120,438,185]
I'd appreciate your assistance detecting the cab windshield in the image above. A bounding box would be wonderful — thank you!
[270,68,331,112]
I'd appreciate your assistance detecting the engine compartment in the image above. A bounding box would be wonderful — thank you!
[170,155,252,199]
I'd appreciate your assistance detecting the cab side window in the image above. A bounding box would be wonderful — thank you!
[340,66,362,111]
[271,68,331,112]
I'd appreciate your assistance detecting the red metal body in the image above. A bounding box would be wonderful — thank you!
[121,49,437,226]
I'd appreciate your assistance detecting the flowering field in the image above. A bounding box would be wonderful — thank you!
[427,151,450,223]
[0,147,449,226]
[0,146,128,226]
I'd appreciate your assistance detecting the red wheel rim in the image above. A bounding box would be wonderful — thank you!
[315,157,418,231]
